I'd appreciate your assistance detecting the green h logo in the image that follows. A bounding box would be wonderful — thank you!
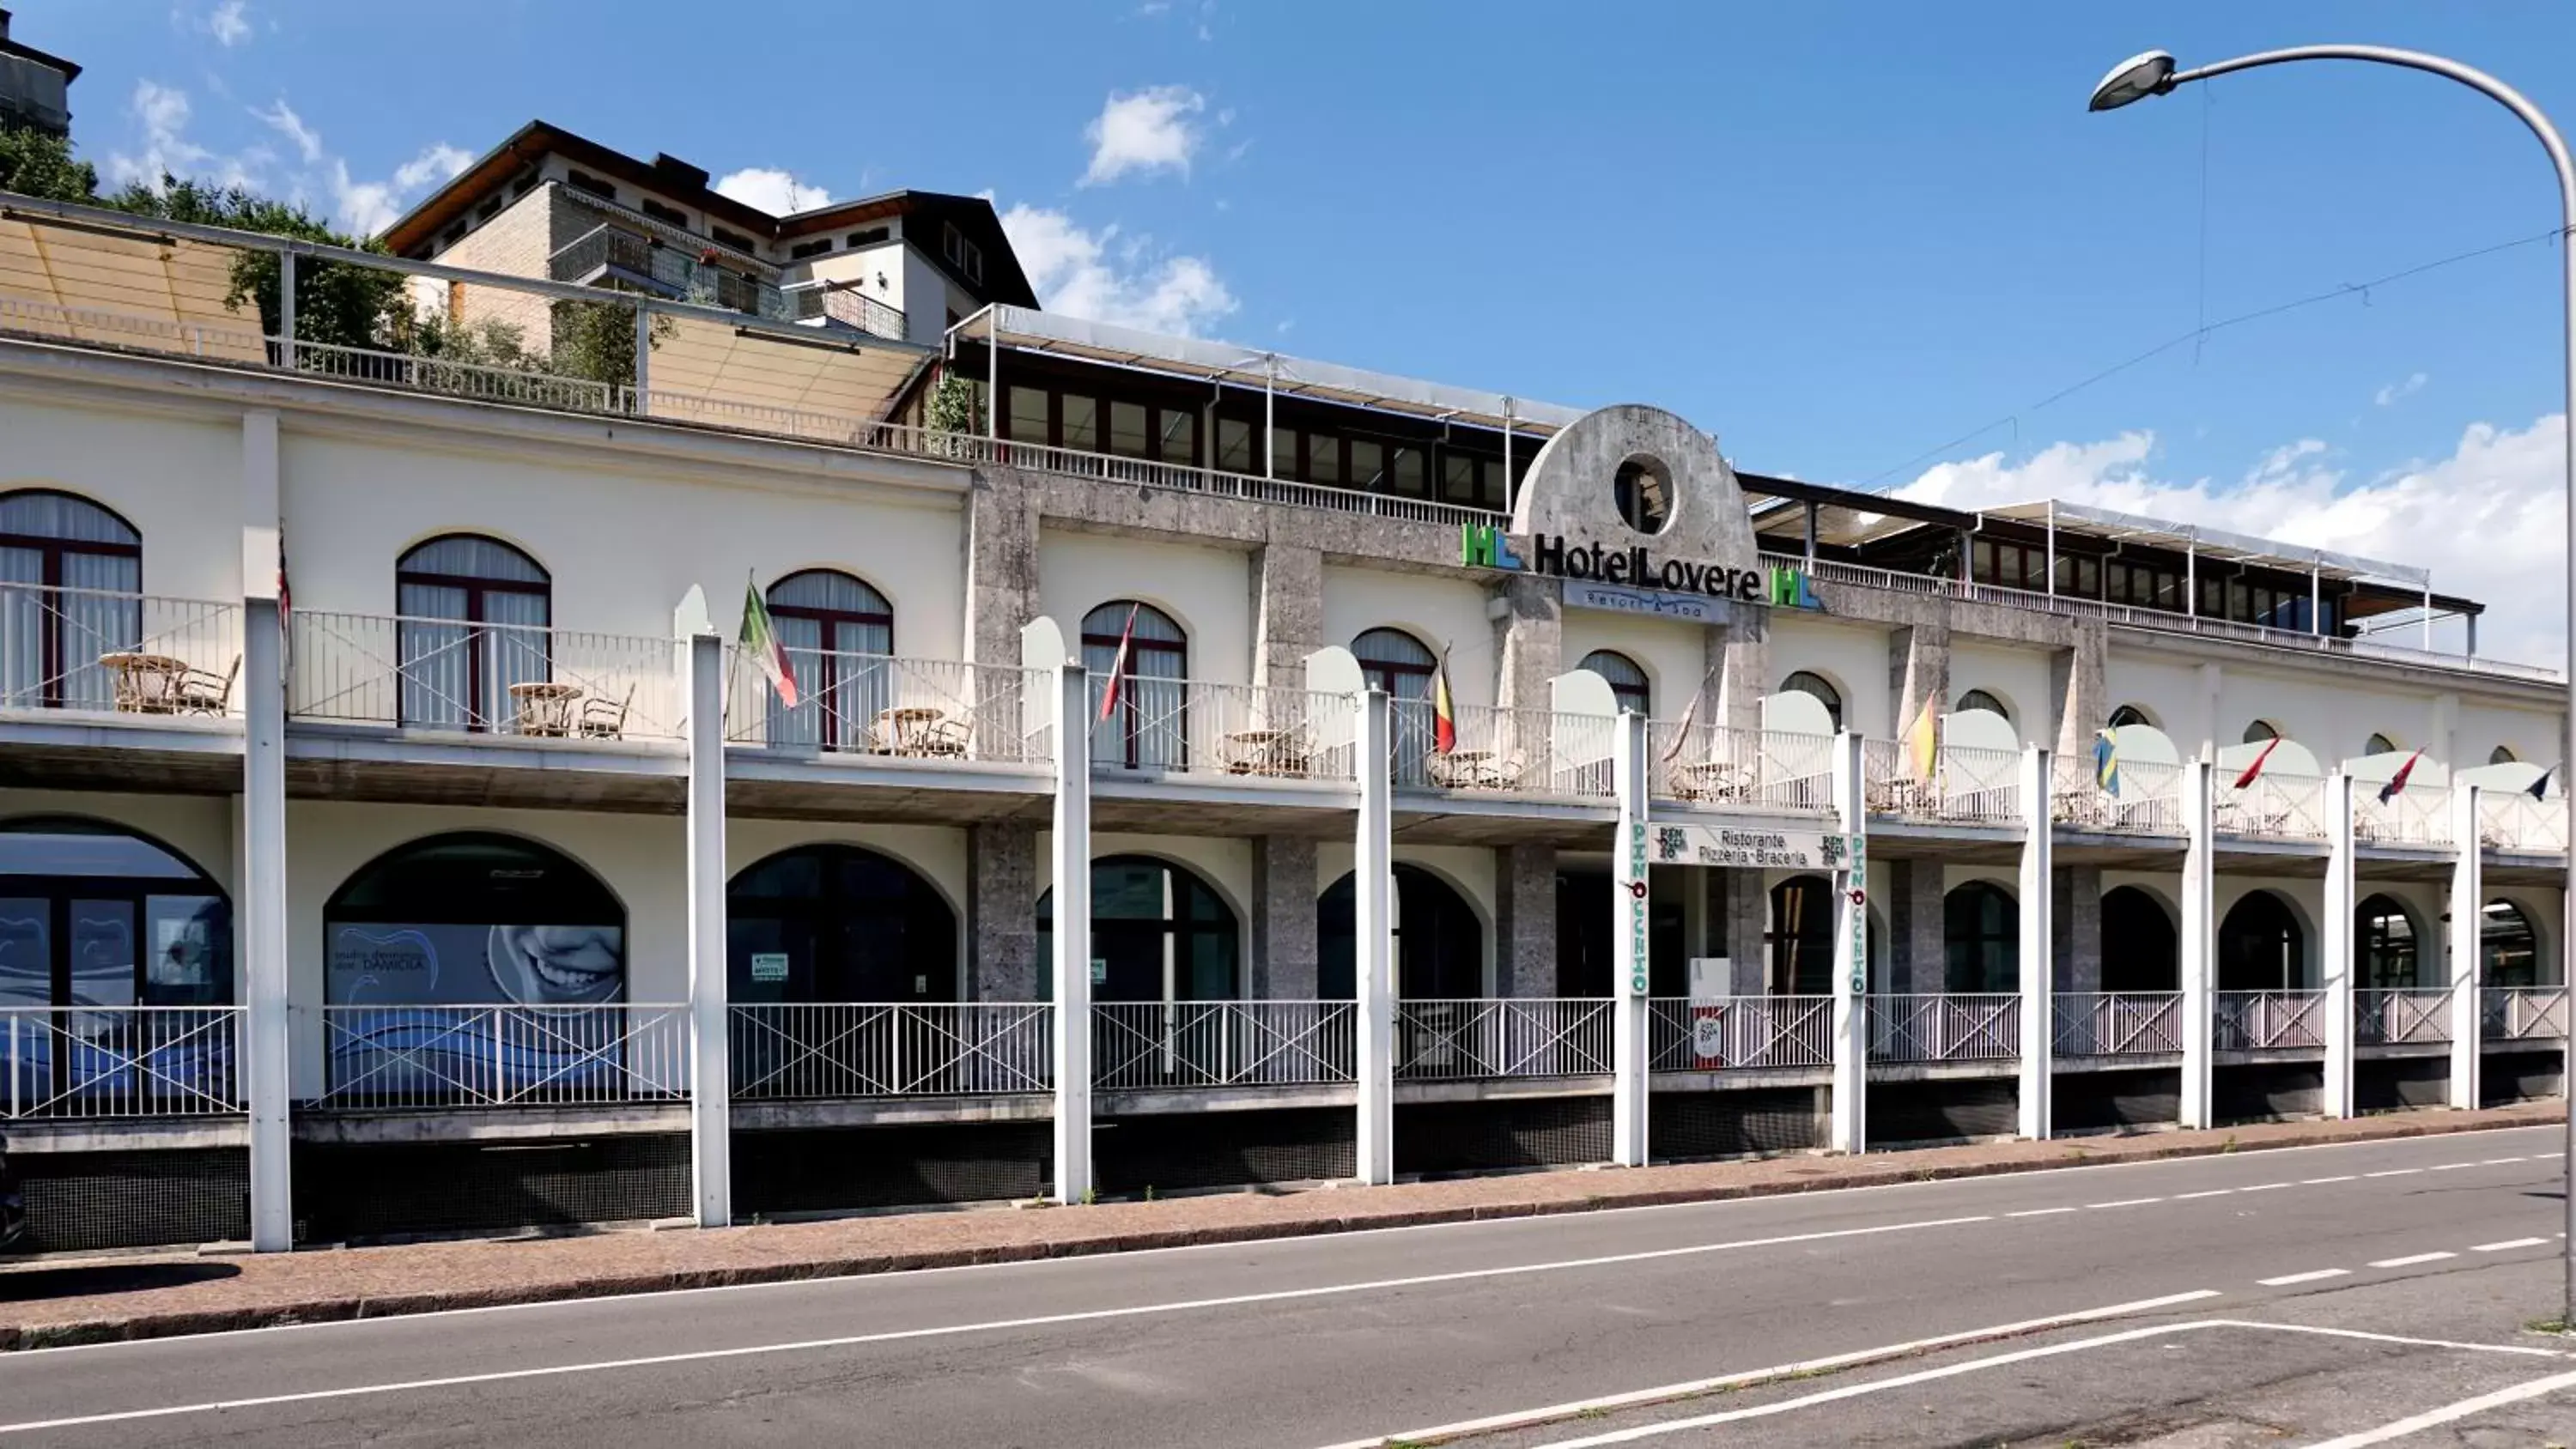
[1461,524,1523,570]
[1768,566,1821,609]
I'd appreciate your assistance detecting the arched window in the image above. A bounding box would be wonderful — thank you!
[2101,887,2177,992]
[2244,720,2280,744]
[1578,650,1650,715]
[1037,856,1237,1003]
[763,570,894,753]
[325,833,623,1007]
[2357,894,2421,990]
[0,818,231,1012]
[1943,882,2018,993]
[2218,890,2304,991]
[1352,627,1437,700]
[1319,864,1482,999]
[2483,899,2540,988]
[396,535,551,732]
[2366,732,2400,755]
[1778,671,1843,731]
[1084,602,1188,771]
[0,490,143,710]
[2107,704,2154,731]
[1954,688,2009,720]
[2490,745,2519,766]
[728,845,954,1003]
[1766,874,1834,995]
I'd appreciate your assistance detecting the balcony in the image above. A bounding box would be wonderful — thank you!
[1089,679,1355,785]
[2479,791,2567,852]
[787,282,908,343]
[724,647,1048,767]
[1649,723,1833,812]
[2050,754,2184,835]
[1864,741,2022,826]
[1389,700,1616,798]
[549,224,791,324]
[0,582,240,723]
[289,612,683,743]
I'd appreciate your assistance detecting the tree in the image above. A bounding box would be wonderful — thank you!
[0,127,97,203]
[102,177,407,352]
[550,299,670,391]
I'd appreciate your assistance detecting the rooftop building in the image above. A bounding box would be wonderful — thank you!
[0,8,77,139]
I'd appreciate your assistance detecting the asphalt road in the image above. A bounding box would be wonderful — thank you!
[0,1125,2571,1447]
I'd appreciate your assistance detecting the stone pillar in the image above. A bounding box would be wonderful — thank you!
[967,822,1039,1000]
[682,621,730,1229]
[2048,620,2108,758]
[237,409,290,1253]
[1715,609,1767,732]
[1250,835,1320,999]
[1716,869,1767,994]
[1829,732,1868,1154]
[1252,543,1324,691]
[2052,865,2103,992]
[2449,785,2484,1110]
[1492,573,1562,710]
[1493,843,1558,996]
[964,466,1042,668]
[2017,749,2053,1141]
[2321,773,2356,1119]
[1889,858,1946,994]
[1888,615,1950,737]
[2178,761,2216,1130]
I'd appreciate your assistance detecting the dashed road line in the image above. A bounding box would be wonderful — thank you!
[2257,1269,2351,1287]
[2471,1237,2550,1252]
[2300,1175,2356,1185]
[2481,1156,2529,1165]
[2238,1182,2288,1192]
[2173,1189,2233,1200]
[2367,1252,2458,1269]
[2006,1207,2077,1218]
[2428,1162,2476,1172]
[2087,1197,2164,1210]
[2365,1168,2424,1179]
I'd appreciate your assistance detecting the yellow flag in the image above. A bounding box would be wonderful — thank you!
[1904,695,1938,781]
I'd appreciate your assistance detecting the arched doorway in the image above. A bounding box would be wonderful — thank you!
[2357,894,2423,990]
[1943,882,2018,992]
[0,490,143,710]
[727,845,954,1002]
[1578,650,1650,715]
[1767,874,1834,996]
[1319,864,1483,998]
[762,570,894,753]
[1778,671,1844,731]
[1037,856,1238,1003]
[1084,602,1188,770]
[2100,887,2178,991]
[396,534,551,732]
[2217,891,2304,991]
[2483,899,2540,987]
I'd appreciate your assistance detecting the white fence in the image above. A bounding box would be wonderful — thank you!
[288,337,620,412]
[1869,994,2020,1062]
[2051,992,2183,1058]
[1646,997,1830,1071]
[315,1003,690,1109]
[2,1007,244,1119]
[1863,741,2024,823]
[2354,987,2452,1046]
[289,612,683,740]
[1651,724,1835,810]
[1394,998,1614,1080]
[2483,987,2571,1041]
[1390,700,1617,797]
[729,1003,1051,1099]
[2051,755,2184,835]
[2217,774,2329,840]
[0,583,241,718]
[2354,784,2453,846]
[1090,680,1356,782]
[2212,991,2324,1051]
[2480,792,2569,852]
[1092,1001,1353,1089]
[725,648,1048,764]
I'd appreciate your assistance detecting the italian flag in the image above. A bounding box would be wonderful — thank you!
[739,578,799,708]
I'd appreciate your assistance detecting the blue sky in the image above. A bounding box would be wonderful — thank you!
[23,1,2576,659]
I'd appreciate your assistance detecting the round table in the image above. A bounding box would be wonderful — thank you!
[873,706,948,755]
[98,652,189,713]
[507,681,584,736]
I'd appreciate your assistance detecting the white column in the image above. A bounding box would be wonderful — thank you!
[2321,773,2358,1118]
[1611,711,1651,1167]
[2178,759,2216,1130]
[1829,731,1868,1154]
[2017,747,2053,1140]
[2450,784,2485,1110]
[631,302,652,402]
[239,409,290,1253]
[681,613,729,1228]
[275,251,295,359]
[1050,662,1094,1203]
[1354,688,1394,1185]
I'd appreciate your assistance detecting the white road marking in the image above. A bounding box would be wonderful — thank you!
[2300,1175,2356,1185]
[2301,1365,2576,1447]
[2471,1237,2551,1252]
[2367,1252,2458,1268]
[2173,1188,2234,1199]
[2366,1168,2424,1178]
[1306,1292,2223,1449]
[2481,1156,2529,1165]
[2087,1197,2165,1210]
[2238,1182,2288,1192]
[2256,1269,2350,1286]
[0,1212,2008,1435]
[2006,1207,2077,1218]
[2429,1162,2476,1171]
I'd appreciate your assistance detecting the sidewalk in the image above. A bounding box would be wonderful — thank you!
[2,1102,2562,1349]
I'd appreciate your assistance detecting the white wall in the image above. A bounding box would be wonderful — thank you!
[1947,641,2052,747]
[1040,532,1253,685]
[0,398,243,603]
[1560,609,1704,718]
[1767,614,1888,734]
[1320,566,1497,707]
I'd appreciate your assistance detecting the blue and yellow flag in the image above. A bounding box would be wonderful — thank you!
[2093,728,2119,792]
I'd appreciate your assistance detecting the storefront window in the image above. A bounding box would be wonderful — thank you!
[324,834,623,1007]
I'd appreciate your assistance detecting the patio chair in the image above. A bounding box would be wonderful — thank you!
[917,712,972,756]
[175,656,240,716]
[578,684,634,740]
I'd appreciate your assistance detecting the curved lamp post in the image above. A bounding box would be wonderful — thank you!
[2089,44,2576,1325]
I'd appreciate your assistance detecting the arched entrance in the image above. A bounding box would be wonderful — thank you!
[2217,890,2304,991]
[1319,864,1483,998]
[2484,899,2541,987]
[727,845,955,1002]
[2100,887,2178,991]
[2357,894,2424,990]
[1038,855,1239,1003]
[1767,874,1834,996]
[1943,882,2018,992]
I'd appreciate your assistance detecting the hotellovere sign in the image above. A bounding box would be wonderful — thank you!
[1461,524,1822,610]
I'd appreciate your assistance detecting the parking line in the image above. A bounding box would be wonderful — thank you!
[2303,1365,2576,1447]
[2257,1269,2350,1287]
[2367,1252,2458,1269]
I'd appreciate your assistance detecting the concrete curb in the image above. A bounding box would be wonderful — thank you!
[3,1108,2561,1351]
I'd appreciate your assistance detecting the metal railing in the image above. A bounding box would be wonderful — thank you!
[788,282,908,341]
[1091,679,1357,782]
[2354,784,2452,846]
[1646,996,1830,1071]
[289,611,683,740]
[1649,723,1835,810]
[547,222,790,321]
[315,1003,690,1109]
[1869,993,2020,1063]
[286,336,620,412]
[2480,792,2570,852]
[2212,991,2324,1051]
[1394,998,1613,1080]
[0,582,241,717]
[1092,1001,1353,1089]
[2051,992,2183,1057]
[1390,700,1618,797]
[2,1007,244,1119]
[2483,986,2571,1040]
[1862,741,2025,823]
[980,433,1502,529]
[2217,773,2329,840]
[723,647,1048,764]
[2050,754,2184,835]
[729,1003,1051,1099]
[2355,987,2453,1046]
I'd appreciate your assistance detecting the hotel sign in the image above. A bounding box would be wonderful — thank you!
[1649,825,1859,871]
[1463,525,1820,610]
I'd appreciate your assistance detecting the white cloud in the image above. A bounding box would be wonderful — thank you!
[999,203,1236,336]
[107,81,219,188]
[713,167,829,216]
[1081,86,1206,186]
[392,144,474,194]
[256,99,322,165]
[195,0,252,46]
[1895,417,2570,667]
[111,81,470,237]
[2373,371,2429,407]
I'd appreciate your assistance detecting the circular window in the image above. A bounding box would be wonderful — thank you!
[1613,457,1672,536]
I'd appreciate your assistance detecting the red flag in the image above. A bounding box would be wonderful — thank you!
[1431,649,1456,754]
[2376,748,2424,805]
[1096,603,1139,725]
[2232,736,2281,791]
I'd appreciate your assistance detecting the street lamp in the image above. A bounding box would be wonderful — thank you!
[2089,44,2576,1327]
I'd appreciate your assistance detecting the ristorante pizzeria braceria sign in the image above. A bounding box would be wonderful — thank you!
[1461,524,1820,609]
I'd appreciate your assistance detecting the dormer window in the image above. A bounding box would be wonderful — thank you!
[942,221,983,285]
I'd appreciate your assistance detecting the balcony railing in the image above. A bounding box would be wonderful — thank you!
[0,582,240,718]
[2480,792,2569,852]
[1869,994,2020,1063]
[289,612,683,741]
[1649,723,1835,811]
[3,1007,244,1119]
[1863,741,2022,824]
[1389,700,1617,797]
[2051,992,2182,1058]
[788,283,908,342]
[549,223,791,323]
[2217,773,2329,840]
[729,1003,1051,1100]
[2050,755,2184,835]
[2354,784,2453,846]
[2355,987,2452,1046]
[2212,991,2324,1051]
[1394,998,1613,1081]
[1092,1001,1354,1090]
[288,336,622,412]
[1090,678,1356,783]
[2483,986,2570,1041]
[723,648,1048,764]
[314,1003,690,1109]
[1646,996,1830,1071]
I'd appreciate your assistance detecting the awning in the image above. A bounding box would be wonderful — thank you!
[1979,499,2427,586]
